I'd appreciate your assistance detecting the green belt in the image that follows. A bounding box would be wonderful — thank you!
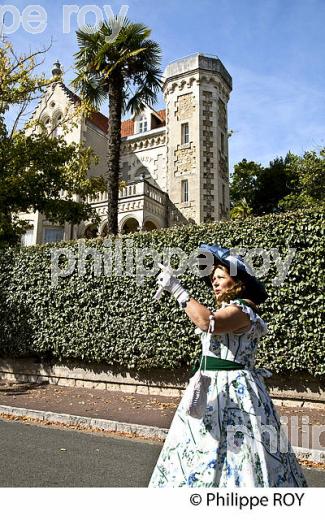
[198,355,245,372]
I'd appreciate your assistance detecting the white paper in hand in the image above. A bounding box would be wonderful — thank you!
[153,263,173,300]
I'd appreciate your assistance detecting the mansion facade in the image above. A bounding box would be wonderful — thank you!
[21,53,232,245]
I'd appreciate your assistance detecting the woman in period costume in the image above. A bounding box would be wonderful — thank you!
[148,244,307,488]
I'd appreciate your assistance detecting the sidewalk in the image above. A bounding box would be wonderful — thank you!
[0,380,324,466]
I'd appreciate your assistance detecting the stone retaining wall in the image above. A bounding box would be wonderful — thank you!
[0,357,324,408]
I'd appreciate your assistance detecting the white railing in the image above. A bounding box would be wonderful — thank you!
[85,181,165,206]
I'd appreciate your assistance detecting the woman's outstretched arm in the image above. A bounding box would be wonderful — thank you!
[184,298,251,334]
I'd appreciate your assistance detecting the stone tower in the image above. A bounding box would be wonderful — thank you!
[163,54,232,224]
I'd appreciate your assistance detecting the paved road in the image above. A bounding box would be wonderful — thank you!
[0,419,323,487]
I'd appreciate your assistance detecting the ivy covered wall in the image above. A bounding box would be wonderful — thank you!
[0,209,324,377]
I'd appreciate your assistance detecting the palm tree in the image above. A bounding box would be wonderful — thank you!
[230,198,253,219]
[72,18,162,235]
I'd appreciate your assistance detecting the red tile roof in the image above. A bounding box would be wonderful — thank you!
[87,111,135,136]
[62,85,165,136]
[88,111,135,136]
[121,119,134,137]
[89,112,137,137]
[155,109,166,122]
[89,111,165,137]
[89,111,108,133]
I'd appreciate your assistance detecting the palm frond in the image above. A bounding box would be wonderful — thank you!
[102,48,146,79]
[73,20,162,114]
[71,70,106,109]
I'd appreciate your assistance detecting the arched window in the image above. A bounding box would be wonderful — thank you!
[37,114,52,135]
[121,218,139,234]
[84,224,98,239]
[143,221,157,231]
[38,114,51,134]
[52,112,63,137]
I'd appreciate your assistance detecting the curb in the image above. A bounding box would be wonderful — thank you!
[0,404,168,441]
[0,404,324,465]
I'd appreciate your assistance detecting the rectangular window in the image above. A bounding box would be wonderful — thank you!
[43,227,64,244]
[139,119,148,133]
[21,227,34,246]
[181,179,189,203]
[220,131,225,155]
[181,123,189,144]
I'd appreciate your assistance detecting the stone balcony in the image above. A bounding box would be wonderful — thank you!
[85,179,168,228]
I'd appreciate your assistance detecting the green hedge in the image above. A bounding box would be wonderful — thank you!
[0,209,324,377]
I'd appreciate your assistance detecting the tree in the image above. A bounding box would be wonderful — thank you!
[72,17,162,235]
[254,155,292,215]
[278,149,325,211]
[0,39,105,247]
[230,159,263,209]
[230,157,291,215]
[230,197,253,219]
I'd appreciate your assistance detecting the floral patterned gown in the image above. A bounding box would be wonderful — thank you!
[148,299,308,488]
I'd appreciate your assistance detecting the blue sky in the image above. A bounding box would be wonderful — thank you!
[3,0,325,170]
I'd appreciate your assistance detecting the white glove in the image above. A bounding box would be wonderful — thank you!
[154,263,190,307]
